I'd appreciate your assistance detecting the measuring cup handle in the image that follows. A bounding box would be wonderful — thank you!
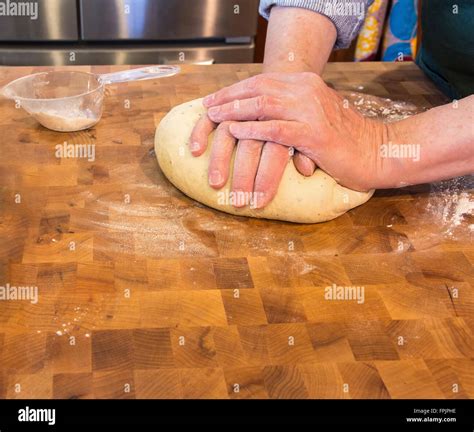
[99,65,180,84]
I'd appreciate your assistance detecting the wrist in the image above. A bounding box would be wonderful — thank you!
[368,120,407,190]
[358,118,392,190]
[262,59,317,74]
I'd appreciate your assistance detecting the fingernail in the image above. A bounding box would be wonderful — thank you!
[207,106,220,119]
[209,170,223,186]
[228,123,239,136]
[203,93,215,106]
[189,141,200,152]
[251,191,266,209]
[231,190,245,207]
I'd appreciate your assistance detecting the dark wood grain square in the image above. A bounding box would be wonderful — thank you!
[213,258,254,289]
[92,330,134,371]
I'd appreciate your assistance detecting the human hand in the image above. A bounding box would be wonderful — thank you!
[189,93,315,209]
[202,72,388,192]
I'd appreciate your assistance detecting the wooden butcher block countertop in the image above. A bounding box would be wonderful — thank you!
[0,63,473,400]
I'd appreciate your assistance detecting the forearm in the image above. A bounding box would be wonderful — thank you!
[376,96,474,188]
[263,7,337,74]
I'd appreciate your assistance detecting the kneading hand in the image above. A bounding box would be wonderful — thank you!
[201,72,387,195]
[189,78,317,209]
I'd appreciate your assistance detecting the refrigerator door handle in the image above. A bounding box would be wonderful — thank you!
[163,58,215,65]
[193,59,215,65]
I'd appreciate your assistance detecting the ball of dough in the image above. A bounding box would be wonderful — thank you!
[155,98,374,223]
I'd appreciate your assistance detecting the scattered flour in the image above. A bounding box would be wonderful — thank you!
[425,177,474,238]
[344,91,423,122]
[346,92,472,239]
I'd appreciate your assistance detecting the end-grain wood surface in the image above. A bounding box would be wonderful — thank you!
[0,63,472,399]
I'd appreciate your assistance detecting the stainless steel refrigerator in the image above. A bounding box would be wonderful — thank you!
[0,0,259,65]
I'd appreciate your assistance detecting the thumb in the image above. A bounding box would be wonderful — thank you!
[293,151,316,176]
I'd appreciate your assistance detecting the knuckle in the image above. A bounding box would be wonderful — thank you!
[255,95,280,119]
[249,123,259,137]
[216,121,232,132]
[258,76,272,88]
[255,94,268,115]
[269,120,282,139]
[245,75,260,91]
[272,96,284,110]
[210,151,228,167]
[239,140,261,156]
[237,146,252,159]
[302,71,322,87]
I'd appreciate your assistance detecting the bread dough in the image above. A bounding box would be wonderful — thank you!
[154,98,374,223]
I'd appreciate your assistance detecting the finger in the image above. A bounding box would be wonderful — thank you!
[203,72,323,108]
[231,139,263,208]
[207,95,294,123]
[294,151,316,176]
[229,120,309,148]
[208,121,236,189]
[189,114,216,157]
[253,142,291,209]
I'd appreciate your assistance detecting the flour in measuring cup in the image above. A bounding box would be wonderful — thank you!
[33,108,99,132]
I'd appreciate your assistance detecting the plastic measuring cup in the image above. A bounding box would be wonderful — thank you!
[0,65,180,132]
